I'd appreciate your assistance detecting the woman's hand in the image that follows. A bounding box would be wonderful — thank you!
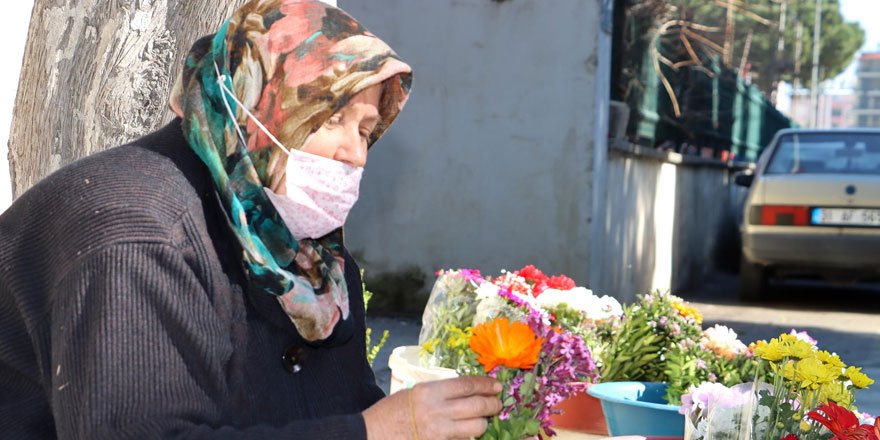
[363,376,503,440]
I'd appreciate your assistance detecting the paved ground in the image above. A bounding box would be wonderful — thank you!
[367,271,880,422]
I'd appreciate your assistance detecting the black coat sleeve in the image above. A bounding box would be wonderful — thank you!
[49,242,367,440]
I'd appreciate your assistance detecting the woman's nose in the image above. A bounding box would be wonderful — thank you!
[334,125,367,168]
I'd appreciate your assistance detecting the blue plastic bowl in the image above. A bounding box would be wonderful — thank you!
[587,381,685,436]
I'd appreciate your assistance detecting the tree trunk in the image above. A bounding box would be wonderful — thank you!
[8,0,250,197]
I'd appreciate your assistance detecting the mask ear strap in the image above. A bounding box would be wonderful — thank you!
[213,61,291,157]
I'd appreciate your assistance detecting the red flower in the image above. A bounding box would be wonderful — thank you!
[516,265,548,284]
[546,274,576,291]
[808,402,878,440]
[531,278,551,296]
[780,435,800,440]
[515,265,551,296]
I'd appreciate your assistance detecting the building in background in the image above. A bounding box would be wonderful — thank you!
[787,88,856,128]
[853,52,880,127]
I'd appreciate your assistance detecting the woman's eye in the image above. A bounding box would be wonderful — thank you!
[325,115,342,127]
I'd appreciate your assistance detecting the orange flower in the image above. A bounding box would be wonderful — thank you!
[469,317,543,373]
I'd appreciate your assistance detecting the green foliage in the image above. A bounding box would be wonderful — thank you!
[663,344,764,405]
[621,0,865,99]
[419,278,482,374]
[479,368,542,440]
[600,291,703,384]
[362,269,389,367]
[669,0,864,91]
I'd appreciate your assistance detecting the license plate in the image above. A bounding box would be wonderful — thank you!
[811,208,880,227]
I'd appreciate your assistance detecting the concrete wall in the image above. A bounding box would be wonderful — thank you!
[343,1,603,286]
[591,142,748,302]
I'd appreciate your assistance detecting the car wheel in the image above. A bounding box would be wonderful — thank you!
[739,256,767,301]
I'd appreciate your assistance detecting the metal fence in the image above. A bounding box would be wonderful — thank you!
[628,51,793,162]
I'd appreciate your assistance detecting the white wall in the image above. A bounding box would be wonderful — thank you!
[342,0,602,286]
[0,1,34,212]
[593,144,747,302]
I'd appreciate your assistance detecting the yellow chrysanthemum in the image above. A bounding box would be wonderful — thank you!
[671,302,703,324]
[781,361,796,382]
[780,339,815,360]
[818,381,854,407]
[754,339,785,361]
[779,333,799,344]
[795,357,832,390]
[816,351,846,371]
[845,366,875,389]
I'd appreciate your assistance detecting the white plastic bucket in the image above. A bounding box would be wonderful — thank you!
[387,345,459,394]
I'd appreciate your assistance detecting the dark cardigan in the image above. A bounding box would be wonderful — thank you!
[0,119,385,439]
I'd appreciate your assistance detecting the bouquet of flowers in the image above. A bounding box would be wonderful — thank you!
[599,290,704,385]
[664,324,762,405]
[419,266,612,439]
[680,330,879,440]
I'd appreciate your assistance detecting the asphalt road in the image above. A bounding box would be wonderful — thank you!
[368,272,880,417]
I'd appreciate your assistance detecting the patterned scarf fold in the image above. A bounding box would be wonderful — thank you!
[169,0,412,342]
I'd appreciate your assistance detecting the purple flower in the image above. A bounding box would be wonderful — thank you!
[696,359,707,369]
[459,269,485,286]
[679,382,748,415]
[487,303,599,435]
[789,329,817,345]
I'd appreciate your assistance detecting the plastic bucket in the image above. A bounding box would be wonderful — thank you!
[550,383,609,435]
[387,346,459,394]
[587,382,684,437]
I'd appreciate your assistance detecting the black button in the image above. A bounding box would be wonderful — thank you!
[282,345,306,374]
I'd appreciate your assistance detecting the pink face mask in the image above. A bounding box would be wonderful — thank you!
[264,149,363,239]
[215,65,364,239]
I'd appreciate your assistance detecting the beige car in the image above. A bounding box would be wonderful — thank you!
[736,129,880,300]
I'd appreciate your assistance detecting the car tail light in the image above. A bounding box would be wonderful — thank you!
[750,205,811,226]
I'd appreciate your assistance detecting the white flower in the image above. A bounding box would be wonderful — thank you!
[474,282,501,300]
[535,287,623,322]
[701,325,747,359]
[590,295,624,321]
[535,288,584,310]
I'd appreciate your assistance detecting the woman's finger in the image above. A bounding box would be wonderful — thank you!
[448,417,490,439]
[436,376,502,399]
[446,395,503,420]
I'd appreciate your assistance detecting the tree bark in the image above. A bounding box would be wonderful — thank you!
[8,0,250,197]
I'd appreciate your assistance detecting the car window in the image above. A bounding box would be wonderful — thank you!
[765,133,880,175]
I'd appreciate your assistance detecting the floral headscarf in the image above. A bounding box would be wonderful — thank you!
[170,0,412,342]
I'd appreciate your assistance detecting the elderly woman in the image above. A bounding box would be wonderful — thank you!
[0,1,501,439]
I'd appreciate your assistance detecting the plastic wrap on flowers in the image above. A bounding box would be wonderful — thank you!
[418,270,484,372]
[682,382,768,440]
[413,266,604,439]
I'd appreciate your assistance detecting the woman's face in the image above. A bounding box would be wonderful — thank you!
[301,83,383,168]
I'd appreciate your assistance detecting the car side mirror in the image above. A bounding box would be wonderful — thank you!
[734,172,755,188]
